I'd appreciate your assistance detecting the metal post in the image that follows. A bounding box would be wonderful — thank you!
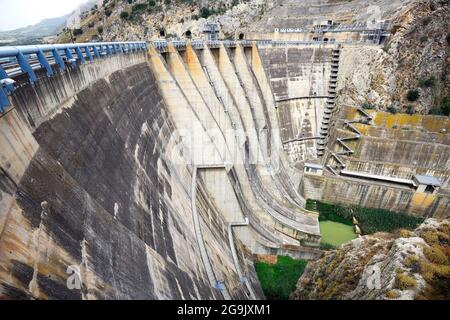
[37,50,53,77]
[92,45,101,59]
[75,47,86,64]
[64,48,77,68]
[16,51,37,84]
[0,65,14,93]
[84,46,94,61]
[52,49,65,71]
[0,87,10,112]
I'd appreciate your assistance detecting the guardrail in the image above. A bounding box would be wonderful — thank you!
[0,39,381,113]
[0,41,147,112]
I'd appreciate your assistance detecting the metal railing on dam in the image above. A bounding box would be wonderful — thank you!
[0,41,147,112]
[0,38,380,112]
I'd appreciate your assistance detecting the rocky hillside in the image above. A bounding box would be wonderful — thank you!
[58,0,268,42]
[60,0,449,116]
[337,0,449,116]
[291,219,450,300]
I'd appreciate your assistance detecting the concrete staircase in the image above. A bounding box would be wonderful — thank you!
[317,45,341,157]
[326,107,373,175]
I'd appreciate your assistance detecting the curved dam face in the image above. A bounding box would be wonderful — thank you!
[0,43,322,299]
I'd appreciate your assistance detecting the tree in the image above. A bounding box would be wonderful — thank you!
[120,11,129,19]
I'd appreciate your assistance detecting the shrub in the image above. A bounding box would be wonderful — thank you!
[398,229,414,238]
[73,28,83,36]
[422,17,431,26]
[428,108,443,116]
[407,90,420,102]
[120,11,129,19]
[447,33,450,45]
[199,7,212,18]
[254,256,308,300]
[420,36,428,43]
[406,105,415,115]
[105,9,112,16]
[404,255,420,268]
[386,290,400,299]
[148,0,156,6]
[97,26,104,34]
[396,272,417,290]
[441,96,450,116]
[424,246,448,265]
[320,242,337,251]
[420,229,440,245]
[419,75,436,88]
[387,106,397,114]
[361,102,375,110]
[132,3,147,13]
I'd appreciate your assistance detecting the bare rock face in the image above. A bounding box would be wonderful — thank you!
[291,219,450,300]
[337,0,450,114]
[66,0,267,42]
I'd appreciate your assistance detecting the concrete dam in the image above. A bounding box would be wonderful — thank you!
[0,39,448,300]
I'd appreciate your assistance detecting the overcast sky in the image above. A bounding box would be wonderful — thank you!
[0,0,88,31]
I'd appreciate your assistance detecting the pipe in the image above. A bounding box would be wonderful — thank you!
[228,219,257,300]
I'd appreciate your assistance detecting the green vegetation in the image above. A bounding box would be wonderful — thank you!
[406,105,415,115]
[361,102,375,110]
[199,7,212,18]
[387,105,398,114]
[441,96,450,116]
[396,271,417,290]
[120,11,129,19]
[132,3,148,14]
[73,28,83,36]
[97,26,104,34]
[306,200,424,235]
[416,222,450,300]
[407,90,420,102]
[319,221,356,247]
[419,75,436,88]
[319,242,337,250]
[198,6,226,19]
[254,256,307,300]
[428,96,450,116]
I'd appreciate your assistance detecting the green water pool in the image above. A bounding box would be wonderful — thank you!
[319,221,357,247]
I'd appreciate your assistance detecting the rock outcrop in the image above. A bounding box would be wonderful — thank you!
[291,219,450,300]
[336,0,450,115]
